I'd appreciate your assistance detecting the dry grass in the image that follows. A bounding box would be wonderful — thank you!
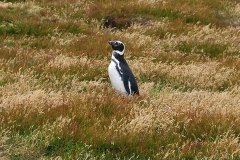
[0,0,240,159]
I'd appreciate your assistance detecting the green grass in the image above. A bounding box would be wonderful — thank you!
[177,41,228,58]
[0,22,52,36]
[0,80,7,87]
[0,21,86,36]
[0,6,86,37]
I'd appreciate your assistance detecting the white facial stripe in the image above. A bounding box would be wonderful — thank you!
[116,40,122,43]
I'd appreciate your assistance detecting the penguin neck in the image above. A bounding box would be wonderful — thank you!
[113,50,124,55]
[111,51,126,63]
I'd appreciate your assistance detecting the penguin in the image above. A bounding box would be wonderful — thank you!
[108,40,139,95]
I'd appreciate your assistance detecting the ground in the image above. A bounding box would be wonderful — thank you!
[0,0,240,159]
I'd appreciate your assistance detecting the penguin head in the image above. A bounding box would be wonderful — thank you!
[108,40,125,55]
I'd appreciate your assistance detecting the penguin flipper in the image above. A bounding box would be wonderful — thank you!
[129,77,139,95]
[122,74,131,95]
[122,73,139,95]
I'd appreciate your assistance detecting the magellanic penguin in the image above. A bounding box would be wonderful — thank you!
[108,40,139,95]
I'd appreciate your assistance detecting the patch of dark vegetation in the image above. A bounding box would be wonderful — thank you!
[92,136,156,159]
[0,21,87,36]
[197,43,227,58]
[102,15,131,29]
[0,8,88,37]
[214,81,231,92]
[185,14,211,25]
[0,80,7,87]
[177,41,195,54]
[176,41,228,58]
[44,138,85,157]
[0,22,53,36]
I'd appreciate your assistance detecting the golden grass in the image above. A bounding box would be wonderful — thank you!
[1,0,240,159]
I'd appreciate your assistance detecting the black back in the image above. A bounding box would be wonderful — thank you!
[113,52,139,95]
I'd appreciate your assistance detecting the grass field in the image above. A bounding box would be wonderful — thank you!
[0,0,240,159]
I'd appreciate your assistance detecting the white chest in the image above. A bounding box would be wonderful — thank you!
[108,61,127,94]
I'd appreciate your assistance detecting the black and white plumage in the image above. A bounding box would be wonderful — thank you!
[108,40,139,95]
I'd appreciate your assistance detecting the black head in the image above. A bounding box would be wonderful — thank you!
[108,40,125,54]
